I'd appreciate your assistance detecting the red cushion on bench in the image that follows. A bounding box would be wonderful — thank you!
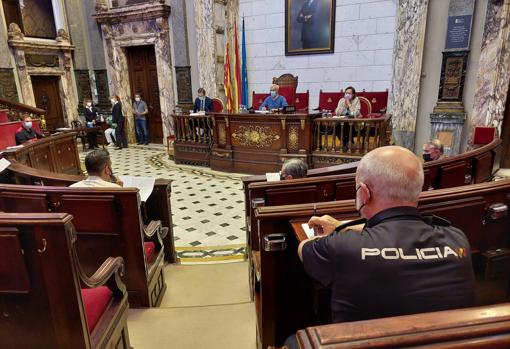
[81,286,113,332]
[144,241,155,262]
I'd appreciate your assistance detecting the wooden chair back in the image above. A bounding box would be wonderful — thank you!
[296,303,510,349]
[0,184,166,308]
[0,212,130,349]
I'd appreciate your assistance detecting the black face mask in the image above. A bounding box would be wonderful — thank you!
[422,153,432,162]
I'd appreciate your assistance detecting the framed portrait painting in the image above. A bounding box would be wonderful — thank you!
[285,0,336,56]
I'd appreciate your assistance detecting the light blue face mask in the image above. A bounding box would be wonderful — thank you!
[270,91,277,98]
[24,121,32,129]
[199,96,205,101]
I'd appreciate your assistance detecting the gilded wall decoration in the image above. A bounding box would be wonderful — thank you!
[218,123,226,145]
[231,125,280,148]
[288,126,299,152]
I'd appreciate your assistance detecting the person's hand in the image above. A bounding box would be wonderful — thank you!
[307,215,340,236]
[345,99,351,107]
[116,179,124,187]
[305,15,312,21]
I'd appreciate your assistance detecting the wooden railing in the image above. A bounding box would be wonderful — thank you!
[0,96,47,129]
[312,114,391,157]
[173,114,213,145]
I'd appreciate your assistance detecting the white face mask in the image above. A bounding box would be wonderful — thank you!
[345,93,352,100]
[111,99,116,104]
[135,97,141,102]
[86,102,92,107]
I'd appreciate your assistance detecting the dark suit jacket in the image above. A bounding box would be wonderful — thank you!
[111,103,124,127]
[15,127,43,145]
[193,97,213,113]
[297,0,330,48]
[84,107,98,123]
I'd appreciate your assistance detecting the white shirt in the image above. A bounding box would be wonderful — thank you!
[70,176,121,188]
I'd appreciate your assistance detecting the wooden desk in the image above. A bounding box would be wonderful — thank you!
[210,112,314,174]
[2,132,81,175]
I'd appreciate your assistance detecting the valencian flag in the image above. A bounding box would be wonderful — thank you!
[241,17,249,107]
[232,19,242,112]
[224,33,234,112]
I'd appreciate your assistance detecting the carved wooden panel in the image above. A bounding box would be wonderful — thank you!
[175,66,193,104]
[438,51,468,102]
[74,70,92,112]
[94,70,111,110]
[1,0,23,31]
[20,0,56,39]
[53,139,80,174]
[0,68,19,102]
[267,186,319,206]
[0,229,30,293]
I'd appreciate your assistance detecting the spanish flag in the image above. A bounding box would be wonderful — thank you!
[232,19,242,112]
[224,34,234,112]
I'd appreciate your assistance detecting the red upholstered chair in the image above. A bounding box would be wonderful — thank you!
[212,98,224,112]
[358,89,389,113]
[318,90,344,111]
[473,126,497,146]
[0,212,131,349]
[358,96,373,118]
[278,86,296,107]
[252,92,269,109]
[295,91,309,112]
[0,109,8,123]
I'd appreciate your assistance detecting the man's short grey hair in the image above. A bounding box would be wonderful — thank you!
[281,159,308,179]
[357,147,424,203]
[85,149,111,175]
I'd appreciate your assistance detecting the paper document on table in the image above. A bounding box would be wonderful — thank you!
[0,158,11,172]
[301,223,315,239]
[265,172,280,182]
[119,176,155,202]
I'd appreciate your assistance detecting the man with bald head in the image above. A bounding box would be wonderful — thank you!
[300,146,475,323]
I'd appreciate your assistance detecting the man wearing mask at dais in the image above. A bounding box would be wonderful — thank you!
[15,116,44,145]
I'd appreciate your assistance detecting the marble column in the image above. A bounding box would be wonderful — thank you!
[194,0,217,97]
[12,49,35,106]
[389,0,429,150]
[471,0,510,134]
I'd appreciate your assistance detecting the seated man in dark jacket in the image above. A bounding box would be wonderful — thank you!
[15,116,44,145]
[193,87,213,113]
[285,146,476,348]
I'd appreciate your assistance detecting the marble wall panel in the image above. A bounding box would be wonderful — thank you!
[471,0,510,133]
[389,0,429,149]
[194,0,217,97]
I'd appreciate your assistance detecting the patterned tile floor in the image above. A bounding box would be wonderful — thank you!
[80,144,247,263]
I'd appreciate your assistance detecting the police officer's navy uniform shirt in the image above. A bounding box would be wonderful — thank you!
[302,206,476,323]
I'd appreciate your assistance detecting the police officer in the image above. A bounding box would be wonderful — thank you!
[300,146,475,324]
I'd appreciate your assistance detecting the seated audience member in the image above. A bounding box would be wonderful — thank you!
[259,84,288,110]
[280,159,308,180]
[335,86,360,117]
[70,149,123,188]
[193,87,213,113]
[15,116,44,145]
[83,98,99,150]
[422,139,444,162]
[301,146,475,323]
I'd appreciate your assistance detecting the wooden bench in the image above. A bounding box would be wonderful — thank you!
[5,160,177,263]
[0,183,168,308]
[0,212,131,349]
[294,302,510,348]
[253,179,510,348]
